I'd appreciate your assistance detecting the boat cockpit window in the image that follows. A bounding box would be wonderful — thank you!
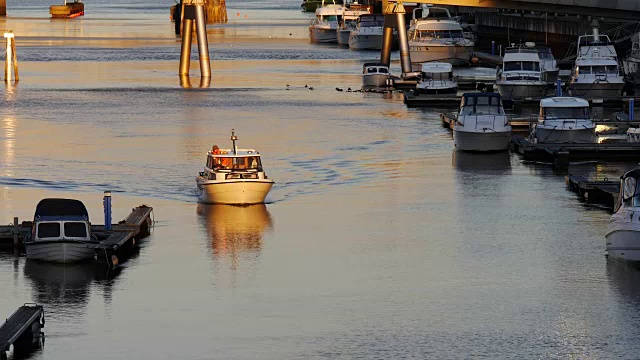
[367,68,378,73]
[64,222,88,238]
[213,156,262,171]
[414,30,464,40]
[37,222,60,239]
[577,65,618,75]
[323,15,341,22]
[504,61,540,72]
[543,107,590,120]
[622,176,640,207]
[377,67,388,74]
[460,96,504,116]
[422,72,452,81]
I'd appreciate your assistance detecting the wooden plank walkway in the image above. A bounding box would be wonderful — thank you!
[565,175,619,211]
[0,304,44,356]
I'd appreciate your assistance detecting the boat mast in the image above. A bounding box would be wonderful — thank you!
[230,129,238,155]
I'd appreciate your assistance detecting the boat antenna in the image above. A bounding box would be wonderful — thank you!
[230,129,238,155]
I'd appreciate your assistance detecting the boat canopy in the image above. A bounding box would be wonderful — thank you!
[540,97,589,108]
[363,62,389,74]
[459,93,504,115]
[315,4,345,16]
[618,169,640,209]
[421,62,452,73]
[413,6,451,20]
[34,198,89,221]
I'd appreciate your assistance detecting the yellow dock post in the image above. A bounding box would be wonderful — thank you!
[4,31,18,83]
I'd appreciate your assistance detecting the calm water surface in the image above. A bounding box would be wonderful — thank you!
[1,1,640,359]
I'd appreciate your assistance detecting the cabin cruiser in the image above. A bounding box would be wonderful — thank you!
[309,3,345,43]
[569,30,625,99]
[408,6,474,69]
[496,45,547,100]
[606,168,640,264]
[302,0,343,12]
[337,7,370,46]
[453,92,511,152]
[415,62,458,94]
[536,45,560,84]
[24,198,98,263]
[362,62,391,88]
[531,97,595,144]
[622,32,640,85]
[196,130,274,205]
[348,14,387,50]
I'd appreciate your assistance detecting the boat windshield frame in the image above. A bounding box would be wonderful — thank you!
[207,154,263,172]
[459,94,505,116]
[618,170,640,209]
[540,106,590,121]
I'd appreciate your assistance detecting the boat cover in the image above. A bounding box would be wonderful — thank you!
[34,198,89,221]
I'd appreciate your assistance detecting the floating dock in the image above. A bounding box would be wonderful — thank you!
[565,175,619,211]
[0,304,45,360]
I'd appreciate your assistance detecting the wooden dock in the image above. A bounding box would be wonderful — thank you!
[565,175,619,211]
[0,304,45,359]
[404,92,635,108]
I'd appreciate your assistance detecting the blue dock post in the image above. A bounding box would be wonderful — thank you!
[630,98,635,121]
[491,41,495,56]
[556,79,562,97]
[104,191,112,231]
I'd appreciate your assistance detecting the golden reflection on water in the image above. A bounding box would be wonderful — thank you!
[197,204,272,268]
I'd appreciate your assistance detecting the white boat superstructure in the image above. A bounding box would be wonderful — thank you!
[569,31,625,98]
[309,3,345,43]
[606,169,640,264]
[453,93,511,152]
[362,62,391,88]
[622,33,640,84]
[24,198,98,263]
[408,6,474,69]
[531,97,595,144]
[348,14,387,50]
[196,130,274,205]
[536,45,560,84]
[416,62,457,94]
[496,45,547,100]
[337,7,371,46]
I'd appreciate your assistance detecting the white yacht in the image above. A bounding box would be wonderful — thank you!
[416,62,458,94]
[309,3,345,43]
[606,169,640,264]
[532,97,595,143]
[348,14,387,50]
[408,6,474,69]
[196,130,274,205]
[453,92,511,152]
[536,45,560,84]
[337,7,370,46]
[496,45,547,100]
[24,198,98,263]
[362,62,391,88]
[569,30,625,99]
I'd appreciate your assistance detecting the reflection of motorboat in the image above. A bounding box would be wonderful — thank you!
[24,260,94,306]
[197,204,272,256]
[452,150,511,172]
[607,259,640,304]
[606,169,640,264]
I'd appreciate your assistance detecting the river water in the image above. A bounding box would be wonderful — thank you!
[1,1,640,359]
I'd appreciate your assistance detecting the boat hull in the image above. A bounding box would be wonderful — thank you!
[349,34,383,50]
[337,29,351,46]
[606,228,640,264]
[568,82,625,98]
[453,130,511,152]
[533,126,595,144]
[197,180,274,205]
[416,85,458,95]
[410,45,473,70]
[496,82,547,99]
[25,241,96,263]
[310,27,337,43]
[362,74,390,88]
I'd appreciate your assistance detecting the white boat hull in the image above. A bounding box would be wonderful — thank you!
[362,74,390,88]
[568,81,625,99]
[496,82,547,99]
[349,34,384,50]
[337,29,351,46]
[453,130,511,152]
[197,180,274,205]
[533,126,595,144]
[606,228,640,264]
[410,45,473,70]
[25,241,96,263]
[310,27,337,43]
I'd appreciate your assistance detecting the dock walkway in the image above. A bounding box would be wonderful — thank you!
[0,304,44,359]
[565,175,619,210]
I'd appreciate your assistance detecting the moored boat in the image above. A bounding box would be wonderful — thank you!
[606,169,640,264]
[24,198,98,263]
[362,62,391,88]
[453,92,511,152]
[337,6,370,46]
[348,14,387,50]
[531,97,595,144]
[415,62,458,95]
[496,44,548,100]
[196,130,274,205]
[309,3,345,43]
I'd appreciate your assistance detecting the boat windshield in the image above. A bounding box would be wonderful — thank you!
[504,61,540,72]
[414,30,464,40]
[209,156,262,171]
[543,107,590,120]
[37,222,60,239]
[577,65,618,75]
[621,175,640,207]
[460,96,504,115]
[422,72,452,81]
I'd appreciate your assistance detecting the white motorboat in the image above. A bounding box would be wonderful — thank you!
[309,3,345,43]
[453,92,511,152]
[408,6,474,69]
[496,45,548,100]
[24,198,98,263]
[362,62,391,88]
[606,169,640,264]
[415,62,458,94]
[569,29,625,99]
[337,6,370,46]
[536,45,560,84]
[348,14,387,50]
[196,130,274,205]
[622,33,640,85]
[531,97,595,144]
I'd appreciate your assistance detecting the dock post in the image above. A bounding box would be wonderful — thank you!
[491,41,495,56]
[4,31,18,83]
[13,217,18,247]
[194,0,211,78]
[379,26,393,67]
[103,191,112,231]
[178,4,195,76]
[630,98,635,121]
[556,79,562,97]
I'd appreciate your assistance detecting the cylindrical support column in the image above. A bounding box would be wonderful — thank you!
[4,31,13,83]
[380,26,394,67]
[13,217,18,247]
[395,12,412,75]
[491,41,495,56]
[630,98,635,121]
[194,4,211,78]
[179,18,194,75]
[103,191,112,231]
[556,79,562,97]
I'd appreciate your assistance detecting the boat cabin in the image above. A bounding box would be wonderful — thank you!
[616,168,640,211]
[313,4,344,23]
[412,6,451,21]
[539,97,590,122]
[31,198,91,242]
[420,62,453,81]
[356,14,384,28]
[459,93,505,117]
[362,62,389,75]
